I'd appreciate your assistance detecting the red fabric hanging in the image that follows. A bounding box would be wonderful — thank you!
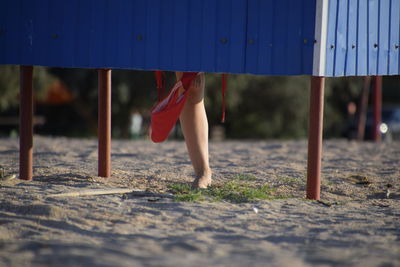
[150,72,198,143]
[221,73,228,123]
[154,70,164,101]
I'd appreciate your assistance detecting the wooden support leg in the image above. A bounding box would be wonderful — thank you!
[372,76,382,142]
[19,66,34,181]
[98,69,111,177]
[306,76,325,200]
[356,77,371,141]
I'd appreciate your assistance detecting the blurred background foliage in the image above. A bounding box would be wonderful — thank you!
[0,65,399,139]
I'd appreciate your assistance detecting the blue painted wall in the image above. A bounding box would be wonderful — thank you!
[0,0,316,76]
[325,0,400,76]
[1,0,399,77]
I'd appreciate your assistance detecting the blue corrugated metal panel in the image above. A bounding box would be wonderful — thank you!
[325,0,337,76]
[19,0,34,65]
[301,0,316,74]
[271,0,289,75]
[245,0,271,74]
[244,0,316,75]
[0,0,317,75]
[286,0,303,74]
[74,0,92,67]
[174,0,191,69]
[216,0,231,72]
[131,1,146,69]
[0,1,5,64]
[326,0,400,76]
[4,0,400,76]
[334,0,348,76]
[186,0,203,71]
[90,0,105,68]
[245,0,260,74]
[345,0,357,75]
[116,0,134,68]
[389,0,400,74]
[2,0,22,64]
[200,0,217,72]
[227,0,248,73]
[61,0,77,67]
[378,0,390,74]
[357,0,368,75]
[368,0,379,75]
[49,0,70,67]
[144,0,161,70]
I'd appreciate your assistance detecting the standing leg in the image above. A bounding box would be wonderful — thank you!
[372,76,382,142]
[306,76,325,200]
[98,69,112,177]
[19,66,34,181]
[177,72,212,188]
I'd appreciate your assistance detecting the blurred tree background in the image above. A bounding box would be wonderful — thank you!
[0,65,399,139]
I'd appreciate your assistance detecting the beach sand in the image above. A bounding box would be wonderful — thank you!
[0,136,399,266]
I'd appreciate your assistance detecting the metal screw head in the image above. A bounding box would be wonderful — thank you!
[220,38,228,44]
[136,34,143,41]
[330,44,335,49]
[352,44,356,49]
[248,39,255,45]
[51,34,59,39]
[374,43,378,48]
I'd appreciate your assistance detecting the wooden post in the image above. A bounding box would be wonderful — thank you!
[306,76,325,200]
[372,76,382,142]
[356,76,371,141]
[19,66,34,181]
[98,69,111,177]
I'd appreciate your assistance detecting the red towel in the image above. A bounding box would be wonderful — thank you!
[150,72,198,143]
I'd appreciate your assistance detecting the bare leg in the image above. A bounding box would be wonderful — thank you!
[176,72,212,188]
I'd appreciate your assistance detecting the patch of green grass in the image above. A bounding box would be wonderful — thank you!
[174,191,204,202]
[206,182,276,203]
[168,183,205,202]
[278,176,304,184]
[168,178,285,203]
[168,183,191,194]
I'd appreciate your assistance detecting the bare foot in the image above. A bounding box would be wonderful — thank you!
[192,169,212,189]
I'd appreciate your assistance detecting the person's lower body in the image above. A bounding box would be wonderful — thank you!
[176,72,212,188]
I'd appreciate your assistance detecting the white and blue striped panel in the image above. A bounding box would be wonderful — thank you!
[314,0,400,77]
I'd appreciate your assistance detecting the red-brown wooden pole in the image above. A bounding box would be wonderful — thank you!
[356,76,371,141]
[98,69,111,177]
[19,66,34,180]
[306,76,325,200]
[372,76,382,142]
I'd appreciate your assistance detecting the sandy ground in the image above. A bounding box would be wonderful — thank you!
[0,136,399,267]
